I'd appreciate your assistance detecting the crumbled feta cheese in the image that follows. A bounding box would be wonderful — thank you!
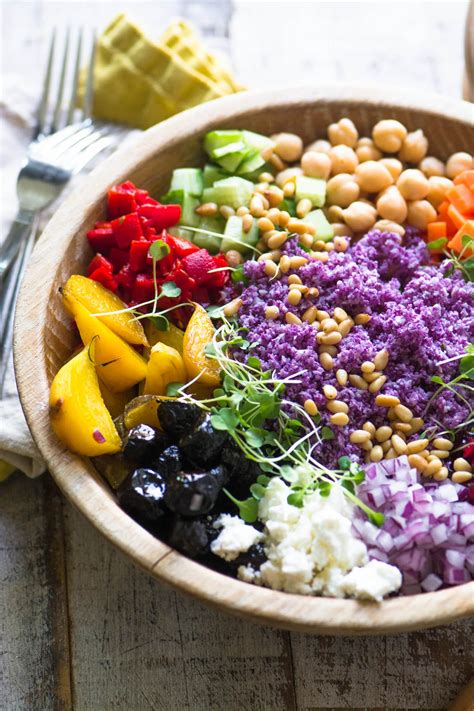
[339,560,402,602]
[211,514,263,561]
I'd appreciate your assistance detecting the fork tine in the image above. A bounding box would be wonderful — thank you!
[66,28,83,126]
[51,27,70,134]
[82,31,96,120]
[33,29,56,140]
[70,135,116,174]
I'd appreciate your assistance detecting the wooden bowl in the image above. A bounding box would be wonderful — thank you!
[14,86,474,635]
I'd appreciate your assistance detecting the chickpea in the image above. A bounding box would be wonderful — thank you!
[374,219,405,236]
[396,169,430,200]
[426,176,454,208]
[419,156,446,177]
[398,129,428,163]
[376,186,408,223]
[275,167,303,188]
[343,201,377,232]
[225,249,243,268]
[301,151,331,179]
[272,132,303,162]
[379,157,403,181]
[407,200,437,229]
[355,160,393,193]
[332,222,354,238]
[327,118,359,147]
[356,137,382,163]
[372,119,407,153]
[446,151,473,179]
[306,139,331,155]
[329,144,359,175]
[326,173,360,207]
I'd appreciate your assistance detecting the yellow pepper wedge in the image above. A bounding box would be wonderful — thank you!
[49,346,122,456]
[63,291,147,393]
[98,381,136,419]
[123,394,175,430]
[63,275,148,346]
[145,320,185,352]
[143,342,187,396]
[183,303,221,387]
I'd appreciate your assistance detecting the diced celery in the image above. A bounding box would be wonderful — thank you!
[203,164,228,187]
[201,177,254,210]
[217,151,246,174]
[304,209,334,241]
[193,216,225,254]
[204,130,244,157]
[203,129,275,176]
[179,193,200,227]
[241,130,274,154]
[237,150,266,176]
[170,168,203,196]
[212,141,246,159]
[295,176,326,207]
[221,215,259,254]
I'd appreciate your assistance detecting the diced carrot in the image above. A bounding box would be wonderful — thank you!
[447,203,465,229]
[453,170,474,188]
[427,221,447,241]
[447,219,474,255]
[446,183,474,214]
[436,201,457,236]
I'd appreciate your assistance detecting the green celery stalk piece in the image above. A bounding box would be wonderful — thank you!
[178,193,200,227]
[203,130,244,157]
[303,209,334,241]
[193,215,225,254]
[170,168,203,197]
[201,176,255,209]
[203,164,228,187]
[221,215,259,254]
[295,176,326,207]
[212,141,246,159]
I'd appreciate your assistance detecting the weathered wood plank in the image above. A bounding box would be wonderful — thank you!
[0,474,71,711]
[63,504,296,711]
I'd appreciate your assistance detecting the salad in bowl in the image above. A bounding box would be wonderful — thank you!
[47,114,474,603]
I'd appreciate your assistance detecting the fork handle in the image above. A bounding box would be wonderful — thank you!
[0,209,36,279]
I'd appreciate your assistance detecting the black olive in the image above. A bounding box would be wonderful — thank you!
[158,401,202,439]
[221,442,262,500]
[164,466,226,516]
[92,452,136,490]
[179,413,229,468]
[228,543,267,573]
[152,444,183,479]
[122,424,169,464]
[167,515,220,558]
[118,467,167,525]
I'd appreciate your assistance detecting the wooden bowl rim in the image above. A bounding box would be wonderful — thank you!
[14,85,474,635]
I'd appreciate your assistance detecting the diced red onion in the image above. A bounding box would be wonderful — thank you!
[421,573,443,592]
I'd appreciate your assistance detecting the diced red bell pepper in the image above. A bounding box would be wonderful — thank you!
[108,247,130,271]
[165,231,200,258]
[132,274,156,304]
[87,226,116,253]
[116,264,136,290]
[192,286,211,303]
[89,266,118,292]
[134,188,150,206]
[87,253,113,276]
[111,212,143,249]
[129,240,152,272]
[137,203,181,231]
[107,182,138,219]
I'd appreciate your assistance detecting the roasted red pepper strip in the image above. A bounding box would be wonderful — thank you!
[137,203,181,231]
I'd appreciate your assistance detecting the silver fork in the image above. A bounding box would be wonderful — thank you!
[0,29,123,393]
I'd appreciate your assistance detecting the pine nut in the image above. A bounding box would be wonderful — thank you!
[279,211,291,227]
[223,298,243,317]
[287,274,302,285]
[454,457,472,472]
[364,371,383,383]
[333,236,349,252]
[375,426,393,442]
[306,287,320,298]
[394,404,413,422]
[370,445,384,462]
[350,429,371,444]
[267,208,281,223]
[381,440,392,454]
[410,417,424,433]
[268,231,289,249]
[236,205,249,216]
[432,437,453,451]
[279,255,291,273]
[349,374,368,390]
[338,318,354,337]
[250,195,265,217]
[374,349,389,370]
[316,310,330,321]
[322,318,339,333]
[264,260,278,277]
[385,447,397,460]
[327,399,349,414]
[361,361,376,374]
[361,440,373,451]
[285,312,302,325]
[304,399,318,416]
[296,197,312,217]
[302,306,318,323]
[406,438,429,454]
[287,289,302,306]
[318,331,342,346]
[336,369,348,386]
[319,352,334,370]
[429,449,450,460]
[375,394,400,407]
[283,182,295,197]
[265,305,280,320]
[196,202,218,216]
[265,186,284,206]
[368,375,387,393]
[310,251,329,262]
[408,454,427,472]
[323,384,338,400]
[387,407,397,420]
[391,434,407,454]
[354,313,371,325]
[393,422,412,434]
[433,467,449,482]
[259,171,274,183]
[330,412,349,427]
[300,233,314,249]
[220,205,235,219]
[363,421,376,435]
[333,307,349,323]
[289,256,308,269]
[452,471,473,484]
[257,217,275,232]
[424,458,442,475]
[319,345,338,355]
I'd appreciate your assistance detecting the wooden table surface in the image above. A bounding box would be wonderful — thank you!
[1,2,473,709]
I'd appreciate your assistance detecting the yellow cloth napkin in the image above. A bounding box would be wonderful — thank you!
[83,13,242,129]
